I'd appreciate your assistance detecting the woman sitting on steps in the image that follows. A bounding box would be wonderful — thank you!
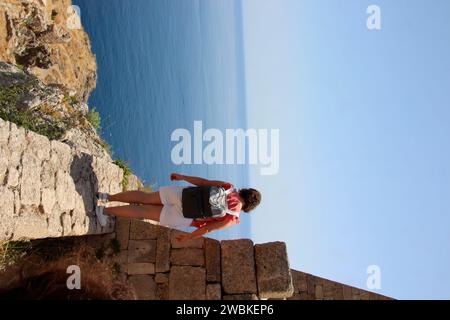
[96,173,261,243]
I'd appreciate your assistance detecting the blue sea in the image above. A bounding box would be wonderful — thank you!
[73,0,250,239]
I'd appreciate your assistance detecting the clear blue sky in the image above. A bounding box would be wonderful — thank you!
[243,0,450,299]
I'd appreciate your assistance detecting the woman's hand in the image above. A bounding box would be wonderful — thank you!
[170,173,184,181]
[176,233,193,243]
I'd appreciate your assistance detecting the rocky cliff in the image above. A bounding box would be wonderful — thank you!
[0,62,110,160]
[0,0,134,241]
[0,0,96,102]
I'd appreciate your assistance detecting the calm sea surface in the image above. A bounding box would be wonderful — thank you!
[74,0,250,238]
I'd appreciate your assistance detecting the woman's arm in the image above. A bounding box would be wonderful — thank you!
[170,173,228,187]
[176,220,234,242]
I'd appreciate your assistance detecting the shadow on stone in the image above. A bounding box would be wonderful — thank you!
[70,153,99,217]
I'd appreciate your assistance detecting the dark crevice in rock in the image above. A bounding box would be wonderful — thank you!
[2,168,8,186]
[60,213,65,236]
[15,44,52,69]
[5,12,12,41]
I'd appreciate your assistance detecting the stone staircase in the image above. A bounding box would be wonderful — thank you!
[0,118,122,240]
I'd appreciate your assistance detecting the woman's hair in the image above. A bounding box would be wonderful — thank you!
[239,188,261,212]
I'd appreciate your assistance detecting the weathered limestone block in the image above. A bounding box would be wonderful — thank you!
[93,157,123,195]
[221,239,257,294]
[128,240,157,263]
[0,119,9,182]
[351,287,361,300]
[254,241,294,299]
[359,290,370,300]
[206,283,222,300]
[156,283,169,300]
[127,263,155,275]
[50,140,71,171]
[322,282,344,300]
[13,210,48,239]
[169,266,206,300]
[61,212,73,236]
[0,187,15,240]
[126,174,141,190]
[155,273,169,284]
[74,179,94,216]
[130,219,159,240]
[321,279,339,298]
[6,167,20,187]
[8,123,26,165]
[0,117,9,145]
[55,169,76,211]
[369,292,380,300]
[170,248,205,266]
[342,285,352,300]
[115,217,130,250]
[155,226,171,273]
[205,238,221,282]
[66,215,83,236]
[315,285,324,299]
[20,149,42,206]
[0,149,9,185]
[306,274,317,297]
[330,286,347,300]
[41,188,56,213]
[223,294,259,300]
[171,230,204,248]
[291,270,307,292]
[128,275,156,300]
[40,159,56,189]
[71,199,89,234]
[47,208,63,237]
[26,130,50,160]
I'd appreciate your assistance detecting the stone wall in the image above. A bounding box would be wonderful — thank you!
[111,219,393,300]
[0,118,124,240]
[113,219,294,300]
[288,270,392,300]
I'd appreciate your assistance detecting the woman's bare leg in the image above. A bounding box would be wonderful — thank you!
[108,191,163,205]
[104,205,162,222]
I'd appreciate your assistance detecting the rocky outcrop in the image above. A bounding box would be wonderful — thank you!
[0,117,123,240]
[0,0,97,102]
[0,1,140,243]
[0,62,111,160]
